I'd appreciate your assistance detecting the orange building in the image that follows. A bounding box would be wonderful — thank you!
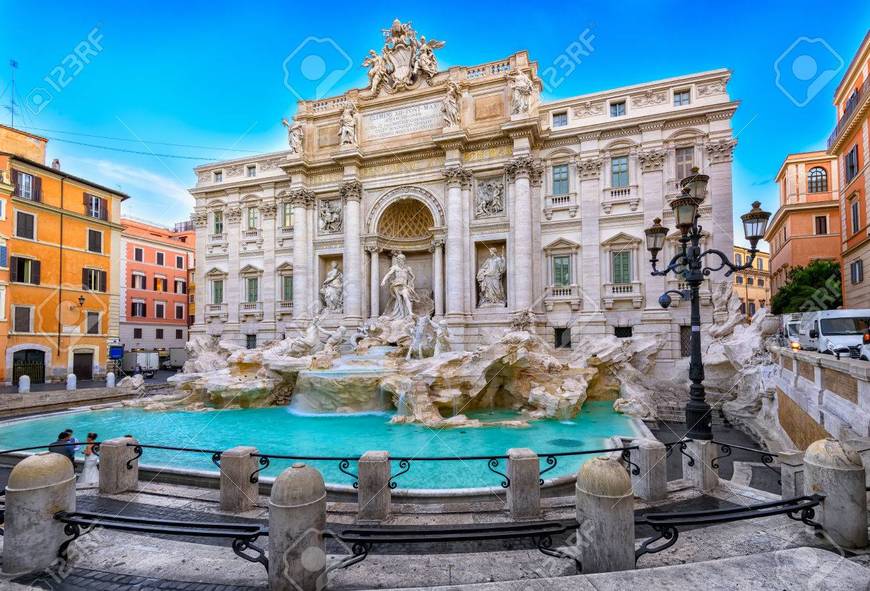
[0,124,128,385]
[120,218,195,359]
[766,151,841,297]
[829,31,870,308]
[732,245,771,318]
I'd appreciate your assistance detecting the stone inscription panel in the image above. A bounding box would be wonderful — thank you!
[363,101,441,140]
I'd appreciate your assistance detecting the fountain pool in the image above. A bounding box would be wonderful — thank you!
[0,402,641,489]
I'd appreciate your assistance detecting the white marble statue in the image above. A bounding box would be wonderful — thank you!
[442,81,460,128]
[323,325,347,353]
[281,118,304,154]
[477,247,507,306]
[433,319,451,356]
[381,252,418,319]
[414,36,445,79]
[475,178,505,217]
[339,102,357,147]
[319,199,343,234]
[321,262,344,312]
[406,315,431,361]
[288,315,329,357]
[363,20,444,94]
[510,70,535,115]
[362,49,390,95]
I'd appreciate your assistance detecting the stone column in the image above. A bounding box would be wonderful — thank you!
[511,157,534,311]
[357,451,391,523]
[368,247,380,318]
[507,448,541,520]
[804,438,868,549]
[341,180,363,323]
[219,446,259,513]
[575,456,635,573]
[2,453,76,575]
[638,149,668,309]
[269,463,327,591]
[226,202,242,328]
[291,189,312,320]
[705,138,737,255]
[779,449,805,499]
[99,436,139,494]
[431,239,444,317]
[631,438,667,501]
[443,166,467,318]
[261,199,278,337]
[682,440,719,493]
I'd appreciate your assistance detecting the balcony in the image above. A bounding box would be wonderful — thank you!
[277,300,294,318]
[239,301,264,320]
[602,185,639,213]
[666,277,713,306]
[828,77,870,151]
[205,303,228,321]
[544,284,582,311]
[603,281,644,309]
[543,193,578,220]
[209,233,227,243]
[242,228,261,241]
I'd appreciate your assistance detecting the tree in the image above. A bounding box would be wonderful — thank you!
[771,260,842,314]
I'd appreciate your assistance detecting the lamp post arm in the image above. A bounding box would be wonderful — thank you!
[698,247,758,277]
[650,251,688,277]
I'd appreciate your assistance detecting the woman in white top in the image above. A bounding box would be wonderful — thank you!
[79,432,100,487]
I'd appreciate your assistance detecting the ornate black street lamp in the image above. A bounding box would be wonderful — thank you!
[644,168,770,440]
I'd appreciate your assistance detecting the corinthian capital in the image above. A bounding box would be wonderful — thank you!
[340,179,363,202]
[442,165,471,188]
[575,157,603,180]
[638,149,666,172]
[705,138,737,163]
[289,187,315,208]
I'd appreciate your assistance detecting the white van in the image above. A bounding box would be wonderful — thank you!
[781,313,802,349]
[799,310,870,356]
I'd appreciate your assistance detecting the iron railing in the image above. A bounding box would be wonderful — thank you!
[710,440,781,484]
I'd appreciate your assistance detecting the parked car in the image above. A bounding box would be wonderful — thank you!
[799,310,870,357]
[781,313,802,349]
[860,330,870,361]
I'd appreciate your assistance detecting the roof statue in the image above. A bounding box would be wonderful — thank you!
[362,19,445,97]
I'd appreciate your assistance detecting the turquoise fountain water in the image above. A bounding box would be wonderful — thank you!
[0,402,638,489]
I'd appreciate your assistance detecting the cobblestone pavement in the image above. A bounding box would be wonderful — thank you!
[10,568,265,590]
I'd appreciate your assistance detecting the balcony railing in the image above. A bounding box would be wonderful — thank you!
[604,185,636,199]
[277,300,294,316]
[603,281,644,309]
[828,77,870,149]
[543,192,578,219]
[242,229,261,240]
[240,301,263,316]
[209,233,227,243]
[206,303,228,318]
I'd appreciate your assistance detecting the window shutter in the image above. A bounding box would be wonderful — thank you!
[12,171,19,196]
[100,198,108,220]
[33,177,42,202]
[83,194,89,207]
[32,260,40,285]
[153,277,157,290]
[82,268,89,290]
[99,270,107,292]
[10,256,18,282]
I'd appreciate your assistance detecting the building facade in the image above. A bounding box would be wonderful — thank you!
[120,218,195,355]
[0,124,127,384]
[830,31,870,307]
[732,245,770,318]
[189,23,737,366]
[766,151,840,297]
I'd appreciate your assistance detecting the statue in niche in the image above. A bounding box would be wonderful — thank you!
[509,69,535,115]
[475,178,504,217]
[381,252,419,319]
[281,118,304,154]
[319,199,343,234]
[442,81,460,128]
[339,101,357,147]
[477,247,507,306]
[320,261,344,312]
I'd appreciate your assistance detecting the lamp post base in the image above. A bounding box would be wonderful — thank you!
[684,401,713,440]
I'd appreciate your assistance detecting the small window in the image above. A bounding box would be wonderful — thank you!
[246,334,257,349]
[814,216,827,235]
[748,302,756,316]
[156,328,164,340]
[84,194,107,220]
[87,229,102,253]
[734,253,743,266]
[82,268,107,292]
[673,89,691,106]
[155,302,165,319]
[12,306,32,332]
[175,279,187,294]
[15,211,35,239]
[282,203,294,228]
[0,238,7,268]
[133,327,143,339]
[86,311,100,335]
[852,200,860,234]
[552,255,571,286]
[13,171,40,201]
[246,277,259,303]
[156,252,165,266]
[554,327,571,349]
[11,256,40,284]
[736,275,744,284]
[675,146,694,181]
[552,164,569,195]
[610,101,626,117]
[845,145,859,183]
[552,112,568,127]
[757,258,764,271]
[176,255,184,269]
[154,277,168,292]
[134,247,144,262]
[851,259,864,284]
[175,329,183,339]
[612,251,631,284]
[747,277,754,286]
[131,301,146,317]
[282,275,293,301]
[807,167,828,193]
[213,211,224,234]
[131,273,146,289]
[614,326,632,338]
[758,278,765,287]
[246,165,257,177]
[247,207,259,230]
[213,171,223,183]
[175,303,184,320]
[611,156,629,188]
[212,280,224,304]
[679,325,691,357]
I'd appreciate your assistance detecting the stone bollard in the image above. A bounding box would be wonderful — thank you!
[106,372,116,388]
[575,456,635,573]
[804,438,868,549]
[507,448,541,519]
[66,373,76,391]
[2,452,76,574]
[357,451,391,522]
[779,449,805,499]
[98,437,139,494]
[219,446,259,513]
[18,375,30,393]
[269,463,327,591]
[682,440,719,493]
[631,438,667,501]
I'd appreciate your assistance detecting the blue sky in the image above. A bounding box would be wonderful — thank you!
[1,1,868,246]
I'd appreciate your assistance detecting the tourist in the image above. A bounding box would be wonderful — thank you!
[49,431,75,464]
[64,428,81,453]
[79,432,100,487]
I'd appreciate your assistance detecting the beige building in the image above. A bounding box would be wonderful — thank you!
[732,245,770,318]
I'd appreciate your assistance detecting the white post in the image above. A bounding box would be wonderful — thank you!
[291,191,310,319]
[106,372,116,388]
[357,451,391,522]
[513,164,533,311]
[632,438,667,501]
[219,446,259,513]
[683,440,719,493]
[66,373,76,391]
[507,448,541,520]
[18,375,30,393]
[779,449,805,499]
[99,436,139,494]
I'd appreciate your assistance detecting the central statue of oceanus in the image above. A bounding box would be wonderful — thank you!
[381,252,419,319]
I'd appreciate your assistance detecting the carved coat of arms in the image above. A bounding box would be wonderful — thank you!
[362,19,445,96]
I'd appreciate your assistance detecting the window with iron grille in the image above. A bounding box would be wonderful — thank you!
[614,326,632,338]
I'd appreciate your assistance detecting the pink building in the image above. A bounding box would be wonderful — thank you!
[120,218,196,359]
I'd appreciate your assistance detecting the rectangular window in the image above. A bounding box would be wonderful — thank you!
[736,275,743,284]
[212,280,224,304]
[155,302,165,319]
[133,328,143,339]
[176,255,184,269]
[852,200,860,234]
[247,207,259,230]
[213,171,222,183]
[851,259,864,284]
[156,252,165,266]
[246,277,259,303]
[156,328,164,340]
[282,275,293,301]
[246,334,257,349]
[680,325,691,357]
[175,329,183,340]
[845,145,859,183]
[758,278,765,287]
[13,306,32,333]
[610,101,626,117]
[554,327,571,349]
[131,301,146,317]
[673,89,691,106]
[134,247,144,262]
[154,277,167,292]
[15,211,35,239]
[747,277,754,286]
[84,194,107,220]
[282,203,293,228]
[87,229,102,253]
[82,268,107,292]
[213,211,224,234]
[86,311,100,335]
[552,112,568,127]
[611,156,629,188]
[757,258,764,271]
[131,273,146,289]
[612,251,631,284]
[734,253,743,266]
[552,255,571,286]
[0,238,7,268]
[175,304,184,320]
[675,146,694,181]
[246,165,257,177]
[749,302,756,316]
[551,164,569,195]
[13,171,40,201]
[174,279,187,294]
[10,256,40,285]
[614,326,633,338]
[815,216,828,235]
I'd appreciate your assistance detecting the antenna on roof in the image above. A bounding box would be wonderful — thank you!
[8,59,18,128]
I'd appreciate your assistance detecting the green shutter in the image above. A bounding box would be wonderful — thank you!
[613,251,631,284]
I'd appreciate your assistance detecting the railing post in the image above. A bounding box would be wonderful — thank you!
[804,438,868,549]
[575,456,635,573]
[2,453,76,575]
[632,439,667,501]
[269,462,327,591]
[219,446,259,513]
[99,437,139,494]
[507,448,541,520]
[18,375,30,393]
[106,372,116,388]
[357,451,391,523]
[66,373,76,391]
[778,449,805,499]
[683,440,718,493]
